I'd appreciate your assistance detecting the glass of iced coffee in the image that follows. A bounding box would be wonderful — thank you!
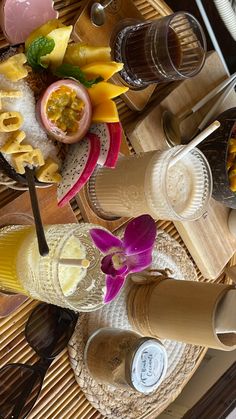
[88,146,212,221]
[112,12,206,88]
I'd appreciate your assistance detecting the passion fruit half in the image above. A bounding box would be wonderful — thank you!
[37,79,92,144]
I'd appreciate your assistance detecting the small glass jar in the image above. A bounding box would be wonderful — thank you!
[84,327,168,394]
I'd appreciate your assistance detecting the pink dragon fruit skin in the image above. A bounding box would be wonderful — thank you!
[0,0,58,45]
[89,122,122,168]
[57,133,100,207]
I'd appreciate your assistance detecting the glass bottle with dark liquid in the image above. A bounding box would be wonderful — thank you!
[113,13,206,88]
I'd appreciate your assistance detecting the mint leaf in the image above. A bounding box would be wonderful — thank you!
[26,36,55,70]
[54,63,103,88]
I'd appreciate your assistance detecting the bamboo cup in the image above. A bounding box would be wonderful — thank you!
[127,278,236,351]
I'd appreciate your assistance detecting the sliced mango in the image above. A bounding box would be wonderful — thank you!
[88,81,128,106]
[25,19,64,50]
[0,131,33,154]
[64,44,111,67]
[81,61,123,81]
[92,99,119,123]
[41,26,73,69]
[0,54,28,82]
[35,157,62,183]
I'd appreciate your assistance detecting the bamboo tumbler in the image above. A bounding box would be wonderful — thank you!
[127,278,236,351]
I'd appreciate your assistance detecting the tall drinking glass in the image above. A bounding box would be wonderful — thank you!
[112,12,207,88]
[0,224,106,312]
[88,146,212,221]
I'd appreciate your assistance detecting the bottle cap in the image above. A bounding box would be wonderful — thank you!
[128,338,168,394]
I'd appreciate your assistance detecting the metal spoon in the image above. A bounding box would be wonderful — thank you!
[25,167,49,257]
[162,72,236,146]
[90,0,114,27]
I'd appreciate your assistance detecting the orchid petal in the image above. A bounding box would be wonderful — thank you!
[123,214,156,255]
[127,248,153,273]
[104,275,126,303]
[101,254,128,276]
[90,228,122,254]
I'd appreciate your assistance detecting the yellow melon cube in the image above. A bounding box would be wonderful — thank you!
[64,44,111,67]
[92,99,119,123]
[81,61,124,81]
[88,81,128,106]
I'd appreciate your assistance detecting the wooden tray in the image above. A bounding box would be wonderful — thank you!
[71,0,172,111]
[0,186,77,318]
[126,51,236,280]
[0,1,223,419]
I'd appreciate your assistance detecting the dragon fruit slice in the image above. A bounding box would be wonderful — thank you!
[89,122,122,168]
[57,132,100,207]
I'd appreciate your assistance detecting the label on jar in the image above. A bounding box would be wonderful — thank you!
[130,339,168,394]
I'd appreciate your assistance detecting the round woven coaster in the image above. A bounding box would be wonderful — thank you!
[68,230,203,419]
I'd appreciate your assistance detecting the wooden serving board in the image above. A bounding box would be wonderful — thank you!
[0,186,77,317]
[126,51,236,279]
[71,0,171,111]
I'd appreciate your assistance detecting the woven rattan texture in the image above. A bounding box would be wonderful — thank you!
[0,1,228,418]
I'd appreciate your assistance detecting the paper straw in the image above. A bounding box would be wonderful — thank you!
[59,258,90,268]
[169,120,221,168]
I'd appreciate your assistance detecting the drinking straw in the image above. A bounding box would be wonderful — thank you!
[59,258,90,268]
[169,120,221,168]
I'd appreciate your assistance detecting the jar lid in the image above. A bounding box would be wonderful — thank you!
[128,338,168,394]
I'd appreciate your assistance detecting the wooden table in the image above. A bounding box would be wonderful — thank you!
[0,1,232,419]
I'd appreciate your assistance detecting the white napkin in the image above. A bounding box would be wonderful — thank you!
[215,289,236,333]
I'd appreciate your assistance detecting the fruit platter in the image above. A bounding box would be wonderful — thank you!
[0,13,128,207]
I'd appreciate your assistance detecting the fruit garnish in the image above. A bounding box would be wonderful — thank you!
[0,53,28,81]
[40,26,73,69]
[37,79,92,143]
[88,81,128,106]
[25,19,63,50]
[89,122,122,168]
[35,157,61,183]
[91,99,119,123]
[81,62,123,81]
[54,63,103,88]
[26,36,55,70]
[64,44,111,67]
[57,132,100,207]
[0,0,58,45]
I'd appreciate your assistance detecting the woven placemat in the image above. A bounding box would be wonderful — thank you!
[68,230,203,419]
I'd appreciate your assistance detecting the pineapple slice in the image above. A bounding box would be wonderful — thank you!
[64,44,111,67]
[25,19,64,50]
[81,61,124,81]
[35,157,62,183]
[88,81,128,106]
[0,54,28,82]
[91,99,119,123]
[0,130,33,154]
[41,26,73,69]
[12,149,44,174]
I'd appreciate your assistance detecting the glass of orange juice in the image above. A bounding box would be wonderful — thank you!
[0,224,106,312]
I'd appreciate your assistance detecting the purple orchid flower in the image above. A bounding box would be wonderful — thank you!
[90,214,156,304]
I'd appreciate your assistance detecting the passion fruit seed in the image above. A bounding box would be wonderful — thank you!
[46,85,85,134]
